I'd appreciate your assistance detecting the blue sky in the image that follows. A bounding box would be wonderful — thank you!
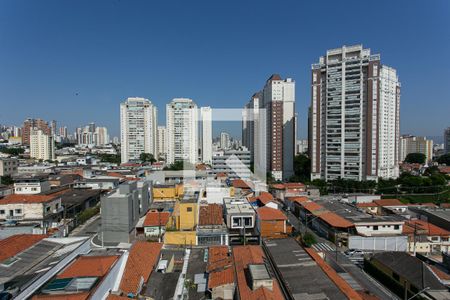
[0,0,449,140]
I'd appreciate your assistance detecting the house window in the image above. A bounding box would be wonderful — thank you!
[373,226,379,230]
[15,209,22,215]
[0,210,4,215]
[187,207,192,212]
[394,225,399,230]
[46,207,50,212]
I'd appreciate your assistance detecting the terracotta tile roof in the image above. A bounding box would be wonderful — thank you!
[441,203,450,208]
[216,172,227,178]
[356,202,378,208]
[57,255,119,279]
[373,199,404,207]
[403,220,450,236]
[283,182,305,189]
[32,293,90,300]
[271,183,285,190]
[232,179,253,189]
[232,245,284,300]
[257,192,274,204]
[319,212,354,228]
[199,204,223,226]
[208,267,235,289]
[0,194,57,204]
[143,211,170,227]
[106,295,131,300]
[408,202,438,208]
[300,201,324,212]
[287,196,309,204]
[305,248,363,300]
[119,242,162,295]
[257,206,287,221]
[0,234,47,262]
[208,246,232,272]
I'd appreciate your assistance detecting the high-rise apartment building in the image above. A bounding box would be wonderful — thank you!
[309,45,400,181]
[76,123,109,146]
[399,135,433,162]
[156,126,168,160]
[243,75,295,181]
[120,97,157,163]
[445,127,450,154]
[200,107,212,164]
[220,132,231,150]
[166,98,198,165]
[30,129,55,161]
[22,118,50,146]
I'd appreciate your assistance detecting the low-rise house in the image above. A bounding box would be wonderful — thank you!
[224,197,258,245]
[197,204,228,246]
[32,254,120,300]
[248,192,278,209]
[0,157,18,177]
[0,194,63,228]
[232,245,284,299]
[48,174,82,188]
[152,184,183,201]
[403,219,450,253]
[366,252,449,299]
[13,175,51,194]
[207,246,235,300]
[113,241,162,298]
[73,176,121,190]
[256,206,289,238]
[374,199,408,214]
[143,210,170,238]
[0,184,13,198]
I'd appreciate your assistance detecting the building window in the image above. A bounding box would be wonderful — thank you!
[46,207,50,212]
[373,226,378,230]
[187,207,192,212]
[0,210,4,215]
[394,225,399,230]
[15,209,22,215]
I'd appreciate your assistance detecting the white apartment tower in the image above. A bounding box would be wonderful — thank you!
[399,135,433,162]
[200,107,212,164]
[309,45,400,181]
[156,126,168,159]
[30,129,55,161]
[120,97,158,163]
[220,132,231,150]
[166,98,198,165]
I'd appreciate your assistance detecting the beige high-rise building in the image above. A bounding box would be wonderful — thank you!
[156,126,168,160]
[399,135,433,162]
[30,129,55,161]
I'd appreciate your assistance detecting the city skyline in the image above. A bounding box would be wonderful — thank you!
[1,1,449,139]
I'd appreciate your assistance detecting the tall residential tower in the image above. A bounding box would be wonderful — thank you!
[120,97,157,163]
[309,45,400,181]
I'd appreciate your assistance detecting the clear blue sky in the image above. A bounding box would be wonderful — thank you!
[0,0,449,140]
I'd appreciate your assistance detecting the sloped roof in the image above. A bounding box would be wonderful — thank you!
[403,220,450,236]
[32,293,90,300]
[143,211,170,227]
[257,192,274,204]
[232,179,253,189]
[119,242,162,295]
[0,234,47,262]
[208,246,232,272]
[0,194,57,204]
[373,199,404,207]
[233,245,284,300]
[208,267,234,289]
[287,196,309,204]
[319,212,354,228]
[199,204,223,226]
[57,255,119,279]
[257,206,287,221]
[300,201,324,212]
[356,202,378,208]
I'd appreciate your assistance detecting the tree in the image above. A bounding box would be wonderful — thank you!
[0,175,14,185]
[404,153,426,164]
[0,147,25,156]
[437,153,450,165]
[302,232,317,247]
[140,153,156,164]
[290,154,311,182]
[163,160,194,171]
[98,153,121,164]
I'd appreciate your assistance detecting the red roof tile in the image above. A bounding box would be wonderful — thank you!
[232,246,284,300]
[287,196,309,204]
[429,265,450,280]
[208,267,235,289]
[0,234,47,262]
[257,206,287,221]
[403,220,450,236]
[283,182,305,189]
[208,246,232,272]
[143,211,170,227]
[119,242,162,295]
[232,179,253,189]
[57,255,119,279]
[0,194,57,204]
[300,201,324,212]
[356,202,378,208]
[199,204,223,226]
[373,199,404,207]
[106,295,130,300]
[257,192,274,204]
[271,183,285,190]
[319,212,354,228]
